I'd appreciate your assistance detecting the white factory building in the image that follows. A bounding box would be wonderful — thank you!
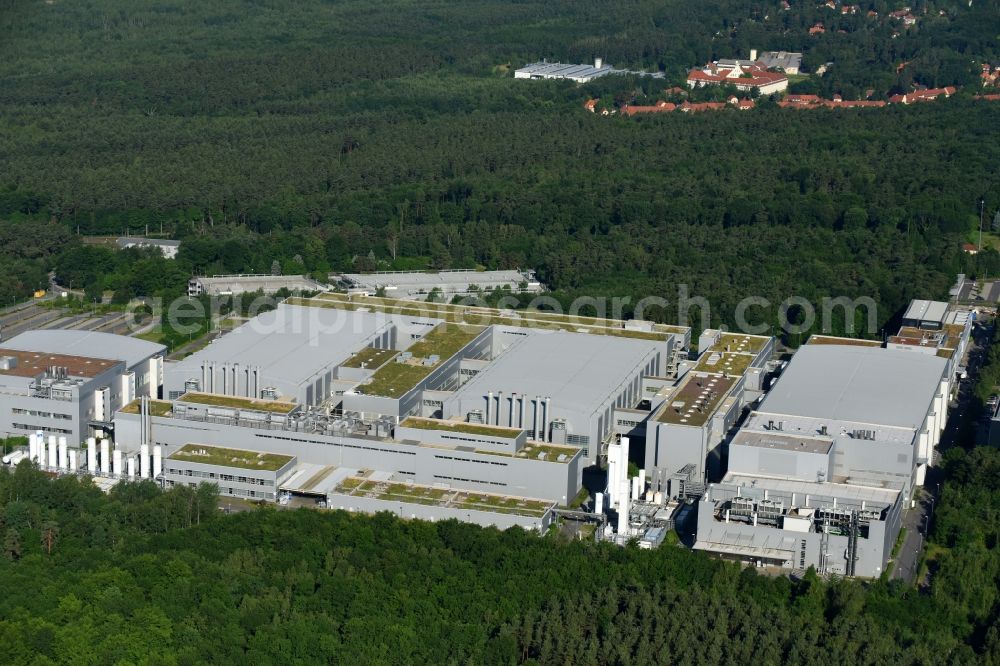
[0,330,165,472]
[694,336,959,577]
[187,274,326,297]
[334,269,543,300]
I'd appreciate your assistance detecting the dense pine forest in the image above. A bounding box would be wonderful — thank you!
[2,0,1000,334]
[0,419,999,663]
[2,0,1000,662]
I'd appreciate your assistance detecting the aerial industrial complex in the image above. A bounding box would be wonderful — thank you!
[0,283,975,576]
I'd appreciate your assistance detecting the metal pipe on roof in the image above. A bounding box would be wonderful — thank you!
[497,391,503,426]
[544,396,552,442]
[533,396,540,440]
[519,394,525,429]
[486,391,492,424]
[509,393,515,428]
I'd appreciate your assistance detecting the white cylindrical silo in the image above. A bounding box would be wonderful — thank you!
[47,436,58,468]
[28,433,37,463]
[100,439,110,475]
[127,456,136,479]
[87,437,97,472]
[58,437,68,470]
[69,449,78,472]
[140,444,150,478]
[153,445,162,478]
[595,492,604,515]
[37,438,46,467]
[112,449,122,477]
[653,491,664,505]
[631,476,640,501]
[617,490,629,535]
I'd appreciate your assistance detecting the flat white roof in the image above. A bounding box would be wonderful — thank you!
[166,303,407,388]
[446,330,657,417]
[758,345,946,430]
[721,473,901,505]
[903,299,949,324]
[2,329,165,368]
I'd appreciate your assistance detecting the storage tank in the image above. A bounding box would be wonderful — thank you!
[68,449,78,472]
[100,439,110,475]
[153,445,162,478]
[653,491,664,505]
[595,492,604,515]
[28,433,37,463]
[87,437,97,472]
[140,444,150,478]
[112,449,122,477]
[127,456,136,479]
[58,437,68,470]
[47,436,58,468]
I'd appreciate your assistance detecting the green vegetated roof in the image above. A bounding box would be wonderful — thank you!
[694,351,754,376]
[341,346,399,369]
[168,443,293,471]
[487,441,578,463]
[360,324,483,397]
[707,332,770,355]
[807,335,882,347]
[178,392,298,414]
[657,374,736,426]
[287,293,687,341]
[335,476,552,517]
[119,399,173,417]
[400,417,521,438]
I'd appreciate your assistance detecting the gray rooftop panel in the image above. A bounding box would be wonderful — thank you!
[167,303,422,387]
[2,329,165,368]
[447,331,658,415]
[757,345,946,430]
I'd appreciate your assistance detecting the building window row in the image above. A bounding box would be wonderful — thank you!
[12,408,72,420]
[432,474,506,487]
[255,432,417,456]
[12,423,72,435]
[433,453,508,467]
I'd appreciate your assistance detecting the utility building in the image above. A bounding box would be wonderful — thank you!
[0,330,165,448]
[695,343,951,576]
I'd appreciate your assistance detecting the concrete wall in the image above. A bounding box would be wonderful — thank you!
[395,424,526,454]
[327,493,553,532]
[695,496,895,577]
[116,411,582,504]
[728,443,833,483]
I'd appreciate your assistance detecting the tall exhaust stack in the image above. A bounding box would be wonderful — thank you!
[533,396,541,440]
[544,397,552,442]
[496,391,503,425]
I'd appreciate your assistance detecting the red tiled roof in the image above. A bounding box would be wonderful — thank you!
[622,103,676,116]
